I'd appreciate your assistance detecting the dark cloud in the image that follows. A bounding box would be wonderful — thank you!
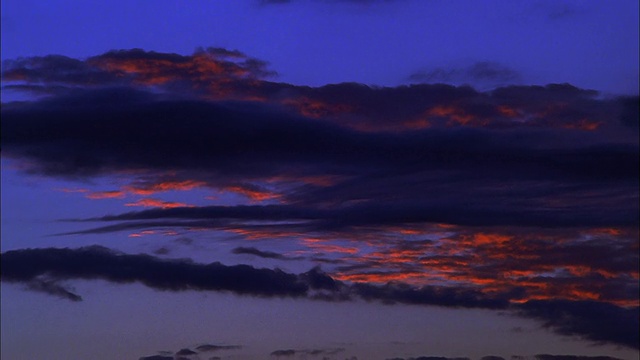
[518,300,640,349]
[4,85,637,232]
[1,246,309,298]
[534,356,623,360]
[388,356,623,360]
[270,348,346,357]
[3,246,637,349]
[352,282,509,309]
[386,357,470,360]
[232,246,303,261]
[195,344,241,352]
[25,277,82,301]
[409,61,521,88]
[618,96,639,128]
[271,349,296,356]
[138,343,240,360]
[153,247,171,255]
[3,49,632,135]
[176,348,197,356]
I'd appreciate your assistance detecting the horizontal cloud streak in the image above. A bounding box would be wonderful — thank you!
[2,47,638,353]
[1,246,638,349]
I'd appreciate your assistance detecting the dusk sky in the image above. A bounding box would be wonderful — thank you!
[1,1,639,360]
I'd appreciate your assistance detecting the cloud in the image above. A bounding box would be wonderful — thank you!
[269,347,346,357]
[195,344,241,352]
[175,348,197,356]
[124,198,194,209]
[519,300,640,349]
[4,86,637,234]
[2,246,638,349]
[387,356,624,360]
[232,246,303,261]
[1,246,309,298]
[139,356,173,360]
[3,49,632,134]
[2,47,638,351]
[534,356,623,360]
[25,277,82,301]
[138,343,241,360]
[385,357,469,360]
[409,61,522,89]
[271,349,296,357]
[618,96,639,128]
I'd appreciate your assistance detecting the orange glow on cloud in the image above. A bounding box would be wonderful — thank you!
[85,190,126,199]
[427,105,479,126]
[88,50,264,101]
[589,227,622,236]
[468,233,512,246]
[315,225,639,307]
[125,198,193,209]
[223,185,280,202]
[128,230,157,238]
[334,271,427,284]
[225,228,301,240]
[497,105,520,118]
[302,238,359,254]
[398,229,423,235]
[403,117,433,130]
[282,97,353,119]
[561,118,602,131]
[125,180,206,195]
[262,174,345,189]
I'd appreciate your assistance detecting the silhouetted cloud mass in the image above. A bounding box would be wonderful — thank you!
[1,246,309,298]
[232,246,302,261]
[139,356,173,360]
[2,48,638,351]
[534,355,624,360]
[386,356,624,360]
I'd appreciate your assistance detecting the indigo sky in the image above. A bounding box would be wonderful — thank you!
[1,1,639,360]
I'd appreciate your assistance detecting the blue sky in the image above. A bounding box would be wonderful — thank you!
[1,1,639,360]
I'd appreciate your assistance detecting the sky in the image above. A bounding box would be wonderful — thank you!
[0,1,638,360]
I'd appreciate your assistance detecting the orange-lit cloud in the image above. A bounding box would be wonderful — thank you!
[85,190,126,199]
[124,179,206,195]
[223,185,280,202]
[125,198,193,209]
[128,230,157,238]
[282,97,353,119]
[302,238,359,254]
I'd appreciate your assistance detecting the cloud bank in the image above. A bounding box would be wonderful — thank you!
[2,48,638,351]
[1,246,638,349]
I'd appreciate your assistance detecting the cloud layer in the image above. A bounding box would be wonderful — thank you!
[2,48,638,351]
[2,246,638,349]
